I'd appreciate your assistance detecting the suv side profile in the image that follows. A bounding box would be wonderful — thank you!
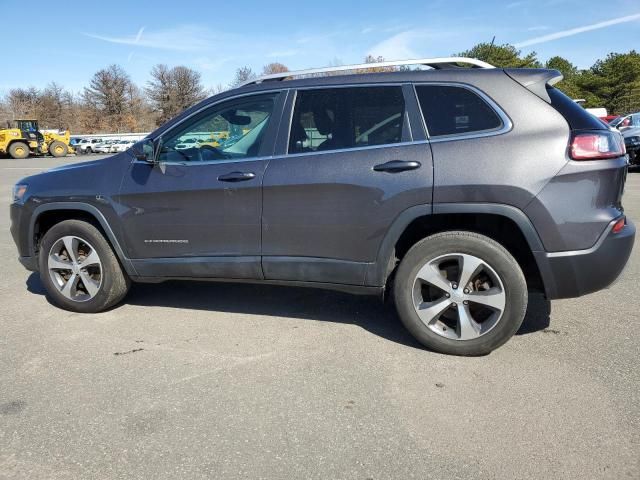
[10,58,635,355]
[75,138,103,154]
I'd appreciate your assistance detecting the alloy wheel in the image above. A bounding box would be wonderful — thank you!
[411,253,506,340]
[48,236,103,302]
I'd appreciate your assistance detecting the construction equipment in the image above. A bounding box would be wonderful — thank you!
[0,119,75,159]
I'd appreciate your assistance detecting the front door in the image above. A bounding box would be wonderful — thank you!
[117,91,284,279]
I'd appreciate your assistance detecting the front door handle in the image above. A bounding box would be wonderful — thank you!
[218,171,256,182]
[373,160,421,173]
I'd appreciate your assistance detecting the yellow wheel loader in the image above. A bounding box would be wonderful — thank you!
[0,119,74,159]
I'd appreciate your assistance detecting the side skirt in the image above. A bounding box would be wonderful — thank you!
[129,275,384,297]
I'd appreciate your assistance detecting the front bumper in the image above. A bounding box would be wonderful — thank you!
[18,256,37,271]
[535,218,635,299]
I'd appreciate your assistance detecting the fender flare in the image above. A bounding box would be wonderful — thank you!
[29,202,136,276]
[365,202,546,287]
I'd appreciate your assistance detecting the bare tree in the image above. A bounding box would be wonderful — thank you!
[5,87,39,120]
[83,65,134,131]
[210,83,227,95]
[230,66,256,88]
[146,64,206,125]
[361,55,396,73]
[262,62,289,75]
[37,82,73,129]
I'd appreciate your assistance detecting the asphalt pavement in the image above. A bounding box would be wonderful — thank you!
[1,155,638,479]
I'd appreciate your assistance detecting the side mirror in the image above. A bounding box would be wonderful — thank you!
[133,138,156,163]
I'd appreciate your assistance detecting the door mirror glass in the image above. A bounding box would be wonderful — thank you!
[133,138,156,163]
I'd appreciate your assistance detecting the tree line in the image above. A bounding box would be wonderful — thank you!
[0,45,638,134]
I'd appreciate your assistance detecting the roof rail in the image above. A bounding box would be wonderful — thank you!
[238,57,495,87]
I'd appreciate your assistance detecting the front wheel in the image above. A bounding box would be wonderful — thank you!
[393,231,528,356]
[38,220,130,313]
[9,142,30,159]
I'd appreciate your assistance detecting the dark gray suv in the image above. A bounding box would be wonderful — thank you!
[10,58,635,355]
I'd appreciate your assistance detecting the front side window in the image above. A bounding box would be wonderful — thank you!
[288,87,405,154]
[416,85,503,137]
[159,93,278,163]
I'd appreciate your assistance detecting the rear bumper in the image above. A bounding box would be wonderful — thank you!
[535,218,635,299]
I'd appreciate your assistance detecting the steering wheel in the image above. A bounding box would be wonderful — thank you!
[198,144,226,161]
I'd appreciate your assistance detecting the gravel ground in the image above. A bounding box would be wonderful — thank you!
[1,155,638,480]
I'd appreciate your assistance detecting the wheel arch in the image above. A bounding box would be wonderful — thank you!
[367,203,547,293]
[30,203,136,276]
[8,139,31,149]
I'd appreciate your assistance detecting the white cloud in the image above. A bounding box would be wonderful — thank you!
[515,13,640,47]
[526,25,549,31]
[507,1,528,8]
[134,26,145,43]
[84,25,217,51]
[367,30,425,60]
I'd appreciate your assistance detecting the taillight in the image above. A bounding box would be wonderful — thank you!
[570,130,625,160]
[612,217,626,234]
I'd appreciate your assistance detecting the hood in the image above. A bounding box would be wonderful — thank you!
[45,157,110,173]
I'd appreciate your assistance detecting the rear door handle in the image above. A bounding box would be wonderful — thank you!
[218,171,256,182]
[373,160,421,173]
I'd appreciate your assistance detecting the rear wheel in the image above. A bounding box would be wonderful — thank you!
[393,231,528,356]
[48,140,68,158]
[38,220,130,313]
[9,142,29,159]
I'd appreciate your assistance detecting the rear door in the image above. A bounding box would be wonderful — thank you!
[261,84,433,285]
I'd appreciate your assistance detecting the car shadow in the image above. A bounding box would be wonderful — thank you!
[26,273,550,348]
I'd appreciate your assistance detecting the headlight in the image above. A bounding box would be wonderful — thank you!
[12,184,28,204]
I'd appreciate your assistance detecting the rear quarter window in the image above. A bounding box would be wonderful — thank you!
[546,87,607,130]
[415,85,503,137]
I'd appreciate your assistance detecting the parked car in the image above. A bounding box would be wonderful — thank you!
[623,127,640,165]
[609,112,640,131]
[174,138,204,150]
[109,140,135,153]
[75,138,103,154]
[10,57,635,356]
[93,140,119,154]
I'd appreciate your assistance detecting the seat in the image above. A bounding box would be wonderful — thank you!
[289,120,310,153]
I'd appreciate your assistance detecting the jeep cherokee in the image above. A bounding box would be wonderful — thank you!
[10,57,635,355]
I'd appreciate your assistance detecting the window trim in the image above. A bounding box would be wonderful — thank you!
[284,83,414,157]
[413,82,512,142]
[134,89,286,166]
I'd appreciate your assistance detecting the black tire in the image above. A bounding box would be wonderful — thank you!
[9,142,29,159]
[38,220,130,313]
[86,147,93,154]
[49,140,68,158]
[393,231,528,356]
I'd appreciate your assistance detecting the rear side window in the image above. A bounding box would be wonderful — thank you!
[416,85,503,137]
[288,87,405,153]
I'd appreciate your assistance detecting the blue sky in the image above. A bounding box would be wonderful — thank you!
[2,0,639,95]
